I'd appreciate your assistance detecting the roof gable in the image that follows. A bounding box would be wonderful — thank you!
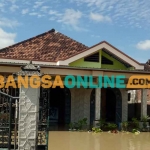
[58,41,144,70]
[101,50,129,70]
[69,49,131,70]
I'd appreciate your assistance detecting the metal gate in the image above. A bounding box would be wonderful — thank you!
[0,87,50,150]
[37,88,50,150]
[0,88,19,150]
[0,62,51,150]
[90,89,95,126]
[112,88,122,125]
[37,86,71,149]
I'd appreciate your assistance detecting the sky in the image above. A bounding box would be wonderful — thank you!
[0,0,150,63]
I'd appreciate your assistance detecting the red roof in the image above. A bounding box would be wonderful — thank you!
[0,29,88,62]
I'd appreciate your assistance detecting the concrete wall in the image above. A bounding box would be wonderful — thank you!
[70,88,92,125]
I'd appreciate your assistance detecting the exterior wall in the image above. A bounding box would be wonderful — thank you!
[70,88,92,125]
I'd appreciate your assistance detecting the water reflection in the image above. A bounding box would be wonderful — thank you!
[48,132,150,150]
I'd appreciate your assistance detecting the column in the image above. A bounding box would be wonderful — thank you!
[94,88,101,126]
[141,89,147,118]
[120,89,128,121]
[18,85,40,150]
[15,61,41,150]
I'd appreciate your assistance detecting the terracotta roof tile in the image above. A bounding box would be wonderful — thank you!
[0,29,88,62]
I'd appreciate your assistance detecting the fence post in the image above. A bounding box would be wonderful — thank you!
[8,97,12,150]
[14,99,18,150]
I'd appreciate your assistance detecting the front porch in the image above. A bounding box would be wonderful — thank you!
[44,86,148,131]
[71,87,148,129]
[0,63,149,150]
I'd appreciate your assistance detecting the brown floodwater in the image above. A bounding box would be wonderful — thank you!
[48,131,150,150]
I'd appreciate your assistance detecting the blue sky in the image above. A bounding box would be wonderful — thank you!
[0,0,150,63]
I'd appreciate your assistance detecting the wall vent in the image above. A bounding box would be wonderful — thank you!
[84,52,99,62]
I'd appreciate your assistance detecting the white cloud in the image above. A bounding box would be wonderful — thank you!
[0,18,19,28]
[57,9,82,30]
[29,12,38,16]
[41,6,49,12]
[90,12,111,22]
[48,9,87,31]
[33,1,44,8]
[9,0,17,4]
[136,40,150,51]
[37,14,45,18]
[70,0,150,28]
[10,4,19,12]
[91,34,100,38]
[29,12,45,18]
[0,28,16,49]
[0,3,4,7]
[49,17,56,21]
[70,0,105,7]
[0,2,5,12]
[22,9,29,15]
[0,17,18,48]
[49,10,61,16]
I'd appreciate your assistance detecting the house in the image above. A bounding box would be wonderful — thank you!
[0,28,149,149]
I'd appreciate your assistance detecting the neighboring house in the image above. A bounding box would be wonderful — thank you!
[0,28,149,135]
[134,60,150,104]
[128,90,136,103]
[135,90,150,103]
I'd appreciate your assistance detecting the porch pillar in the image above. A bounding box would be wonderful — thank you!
[94,88,101,124]
[19,87,40,150]
[16,61,41,150]
[141,89,147,118]
[121,89,128,121]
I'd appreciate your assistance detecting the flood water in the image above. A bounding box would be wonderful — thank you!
[48,131,150,150]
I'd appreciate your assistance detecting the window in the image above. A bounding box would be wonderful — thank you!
[128,93,131,101]
[84,52,99,62]
[101,56,113,65]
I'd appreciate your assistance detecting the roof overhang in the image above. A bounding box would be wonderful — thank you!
[0,64,149,76]
[0,58,57,66]
[0,41,145,70]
